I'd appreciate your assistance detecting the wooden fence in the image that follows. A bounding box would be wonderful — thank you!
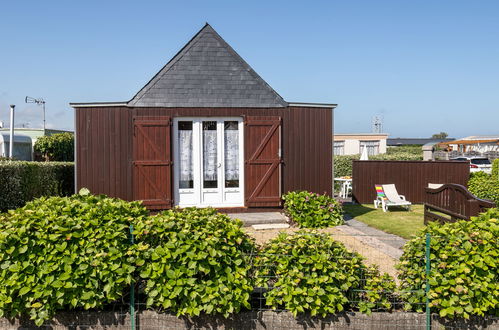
[424,184,496,224]
[352,161,470,204]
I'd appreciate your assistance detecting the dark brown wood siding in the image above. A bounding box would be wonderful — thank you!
[75,106,333,207]
[352,160,470,204]
[76,107,133,200]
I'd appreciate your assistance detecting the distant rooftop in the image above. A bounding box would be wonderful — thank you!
[387,138,455,146]
[458,135,499,141]
[335,133,388,136]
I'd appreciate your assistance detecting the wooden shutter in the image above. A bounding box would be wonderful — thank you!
[133,116,172,209]
[245,116,282,207]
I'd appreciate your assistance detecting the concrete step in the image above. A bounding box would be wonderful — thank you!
[251,223,290,230]
[227,212,289,227]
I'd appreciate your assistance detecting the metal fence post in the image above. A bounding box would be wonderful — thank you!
[425,233,431,330]
[130,224,136,330]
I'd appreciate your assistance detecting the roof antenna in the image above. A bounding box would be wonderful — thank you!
[372,115,383,133]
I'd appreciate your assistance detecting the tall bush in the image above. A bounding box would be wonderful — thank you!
[34,132,74,161]
[467,171,499,205]
[254,231,395,316]
[133,207,256,317]
[282,190,343,228]
[0,190,148,326]
[397,208,499,318]
[0,161,74,212]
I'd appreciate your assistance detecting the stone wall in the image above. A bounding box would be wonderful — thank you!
[0,310,497,329]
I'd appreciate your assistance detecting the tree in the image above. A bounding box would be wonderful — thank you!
[34,132,74,161]
[431,132,448,139]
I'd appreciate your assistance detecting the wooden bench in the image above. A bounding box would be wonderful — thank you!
[424,183,496,224]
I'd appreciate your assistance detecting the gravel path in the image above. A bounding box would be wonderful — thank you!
[243,215,408,280]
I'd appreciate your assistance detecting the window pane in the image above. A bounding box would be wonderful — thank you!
[178,121,193,189]
[334,141,345,155]
[224,121,239,188]
[360,140,380,156]
[203,121,218,188]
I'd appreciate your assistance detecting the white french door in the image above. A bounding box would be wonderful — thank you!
[173,117,244,207]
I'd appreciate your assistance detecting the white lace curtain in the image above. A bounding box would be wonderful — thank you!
[179,130,193,182]
[180,122,239,185]
[203,130,218,181]
[224,130,239,181]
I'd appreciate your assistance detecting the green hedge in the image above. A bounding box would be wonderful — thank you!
[282,191,343,228]
[0,161,74,212]
[397,209,499,318]
[254,231,395,316]
[0,190,147,326]
[467,171,499,205]
[334,153,423,177]
[492,159,499,179]
[133,207,255,317]
[386,145,423,156]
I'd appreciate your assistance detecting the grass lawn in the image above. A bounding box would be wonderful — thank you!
[342,204,425,239]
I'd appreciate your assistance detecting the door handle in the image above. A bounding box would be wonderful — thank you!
[217,163,221,168]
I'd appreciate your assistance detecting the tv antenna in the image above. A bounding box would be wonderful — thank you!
[372,116,383,133]
[25,96,46,132]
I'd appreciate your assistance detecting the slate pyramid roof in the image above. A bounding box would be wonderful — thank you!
[128,23,287,108]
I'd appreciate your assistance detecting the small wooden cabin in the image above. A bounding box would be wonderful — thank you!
[71,24,336,210]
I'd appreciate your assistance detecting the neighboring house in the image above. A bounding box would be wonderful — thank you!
[447,136,499,153]
[387,138,454,147]
[70,24,336,210]
[0,129,73,160]
[333,133,388,156]
[0,134,33,160]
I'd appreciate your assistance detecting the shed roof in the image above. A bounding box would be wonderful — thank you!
[70,24,339,109]
[128,23,287,108]
[72,24,289,108]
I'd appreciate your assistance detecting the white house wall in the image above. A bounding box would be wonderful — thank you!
[334,134,388,155]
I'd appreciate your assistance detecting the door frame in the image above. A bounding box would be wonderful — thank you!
[172,117,245,207]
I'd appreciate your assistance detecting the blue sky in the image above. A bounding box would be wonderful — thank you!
[0,0,498,138]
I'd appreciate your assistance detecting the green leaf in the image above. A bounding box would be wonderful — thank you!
[19,287,30,296]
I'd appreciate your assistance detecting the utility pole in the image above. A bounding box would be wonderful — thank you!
[9,105,15,158]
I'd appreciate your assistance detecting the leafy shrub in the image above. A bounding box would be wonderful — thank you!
[492,159,499,179]
[0,190,147,326]
[0,161,74,212]
[397,208,499,318]
[370,152,423,161]
[386,145,423,156]
[254,231,396,316]
[34,132,74,161]
[133,207,256,317]
[334,154,359,177]
[282,191,343,228]
[467,171,499,205]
